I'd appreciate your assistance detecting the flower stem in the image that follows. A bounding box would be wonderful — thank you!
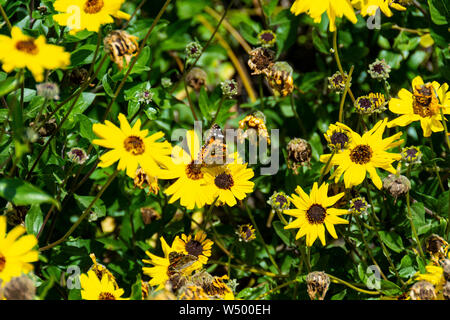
[439,107,450,150]
[0,3,12,31]
[332,30,355,104]
[245,201,281,274]
[290,93,306,136]
[39,170,119,251]
[327,274,381,296]
[318,148,336,185]
[338,65,354,123]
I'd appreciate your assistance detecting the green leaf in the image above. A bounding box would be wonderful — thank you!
[428,0,449,25]
[73,194,106,222]
[273,220,294,246]
[25,204,43,236]
[0,178,60,209]
[378,231,404,253]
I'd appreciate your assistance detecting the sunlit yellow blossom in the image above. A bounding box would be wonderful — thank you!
[291,0,357,32]
[0,27,70,82]
[283,182,348,246]
[80,270,127,300]
[92,113,176,179]
[0,216,38,284]
[320,119,403,189]
[387,76,450,137]
[172,231,213,268]
[53,0,130,35]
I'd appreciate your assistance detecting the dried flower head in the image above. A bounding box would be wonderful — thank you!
[443,281,450,300]
[247,47,275,75]
[220,79,238,97]
[266,61,294,97]
[104,30,139,70]
[368,58,391,81]
[67,147,89,165]
[267,191,290,211]
[185,41,203,61]
[383,174,411,199]
[401,146,422,165]
[257,30,276,47]
[237,224,256,242]
[306,271,330,300]
[140,207,161,225]
[425,234,448,261]
[186,67,207,92]
[328,71,351,92]
[324,122,352,151]
[134,167,159,195]
[440,259,450,282]
[287,138,312,173]
[349,196,370,216]
[0,275,36,300]
[238,113,271,145]
[36,82,60,100]
[410,281,436,300]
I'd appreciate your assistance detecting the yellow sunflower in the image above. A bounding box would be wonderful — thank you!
[164,130,214,210]
[387,76,450,137]
[80,270,127,300]
[92,113,176,179]
[415,264,446,295]
[290,0,357,32]
[53,0,130,35]
[142,236,174,291]
[351,0,393,17]
[320,119,403,189]
[283,182,349,247]
[0,216,39,284]
[172,231,213,268]
[203,163,255,207]
[0,27,70,82]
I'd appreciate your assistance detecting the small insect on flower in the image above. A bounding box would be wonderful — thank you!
[36,82,60,100]
[401,146,422,165]
[368,58,391,80]
[287,138,312,173]
[104,30,139,70]
[257,30,277,48]
[328,71,351,93]
[247,47,275,75]
[349,197,370,216]
[306,271,330,300]
[266,61,294,97]
[220,79,238,98]
[67,147,89,165]
[238,113,271,145]
[237,224,256,242]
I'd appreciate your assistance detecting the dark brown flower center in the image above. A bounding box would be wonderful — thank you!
[306,204,326,224]
[260,32,275,42]
[16,40,39,55]
[332,75,343,86]
[413,84,437,117]
[214,172,234,190]
[353,200,364,211]
[276,194,287,206]
[0,254,6,272]
[330,132,349,147]
[185,161,203,180]
[372,63,384,74]
[405,148,418,160]
[185,240,203,257]
[124,136,145,155]
[240,226,253,240]
[350,144,373,164]
[99,292,116,300]
[84,0,104,14]
[357,97,373,110]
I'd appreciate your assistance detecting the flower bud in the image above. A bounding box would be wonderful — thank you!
[368,58,391,81]
[267,191,290,211]
[67,147,89,165]
[237,224,256,242]
[266,61,294,97]
[220,79,238,98]
[185,41,203,61]
[328,71,351,93]
[257,30,276,48]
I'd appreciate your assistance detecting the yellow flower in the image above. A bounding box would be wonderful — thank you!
[92,113,176,179]
[142,236,175,291]
[290,0,357,32]
[172,231,213,268]
[0,216,38,284]
[387,76,450,137]
[0,27,70,82]
[320,119,403,189]
[283,182,348,247]
[352,0,393,17]
[80,270,127,300]
[164,130,215,210]
[237,224,256,242]
[203,163,255,207]
[415,264,446,294]
[53,0,130,35]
